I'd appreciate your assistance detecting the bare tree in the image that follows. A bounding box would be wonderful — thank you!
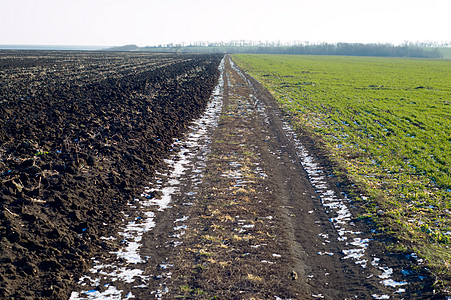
[174,44,182,56]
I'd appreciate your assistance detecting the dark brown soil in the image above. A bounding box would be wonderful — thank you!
[1,51,443,300]
[0,50,223,299]
[67,55,440,299]
[156,55,438,299]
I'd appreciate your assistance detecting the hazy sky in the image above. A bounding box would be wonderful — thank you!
[1,0,450,46]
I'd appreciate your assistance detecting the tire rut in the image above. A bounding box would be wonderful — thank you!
[71,55,436,299]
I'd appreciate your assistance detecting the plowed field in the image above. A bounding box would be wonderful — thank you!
[0,52,443,299]
[0,51,222,299]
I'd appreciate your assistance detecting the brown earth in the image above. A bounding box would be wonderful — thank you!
[70,55,441,299]
[151,56,439,299]
[0,51,222,299]
[0,51,443,299]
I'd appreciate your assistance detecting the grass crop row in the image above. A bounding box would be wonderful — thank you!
[232,54,451,285]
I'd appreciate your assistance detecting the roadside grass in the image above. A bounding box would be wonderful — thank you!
[233,54,451,288]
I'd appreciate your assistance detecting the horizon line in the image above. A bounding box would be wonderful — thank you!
[1,40,450,51]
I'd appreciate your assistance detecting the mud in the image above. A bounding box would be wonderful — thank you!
[70,55,439,299]
[0,51,441,299]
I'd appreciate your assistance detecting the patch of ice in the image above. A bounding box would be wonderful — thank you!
[317,251,334,256]
[242,224,255,229]
[175,215,189,222]
[69,285,122,300]
[372,257,381,266]
[372,294,390,299]
[125,292,135,299]
[380,279,408,287]
[318,233,329,239]
[173,225,187,231]
[379,267,393,279]
[342,248,365,260]
[261,260,275,264]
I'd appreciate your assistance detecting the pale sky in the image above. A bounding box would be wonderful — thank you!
[0,0,450,46]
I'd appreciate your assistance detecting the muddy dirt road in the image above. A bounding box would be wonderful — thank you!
[70,55,436,299]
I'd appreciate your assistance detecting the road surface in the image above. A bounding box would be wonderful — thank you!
[70,55,434,299]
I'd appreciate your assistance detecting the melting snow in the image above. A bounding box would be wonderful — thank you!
[71,56,226,299]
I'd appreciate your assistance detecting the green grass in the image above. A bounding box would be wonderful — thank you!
[233,54,451,285]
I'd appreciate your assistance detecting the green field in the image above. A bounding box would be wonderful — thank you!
[233,54,451,283]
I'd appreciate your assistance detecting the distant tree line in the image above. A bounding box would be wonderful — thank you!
[103,42,445,58]
[235,43,443,58]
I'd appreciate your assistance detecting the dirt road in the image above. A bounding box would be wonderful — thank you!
[70,55,436,299]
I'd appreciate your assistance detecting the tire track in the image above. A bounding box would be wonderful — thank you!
[70,54,436,299]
